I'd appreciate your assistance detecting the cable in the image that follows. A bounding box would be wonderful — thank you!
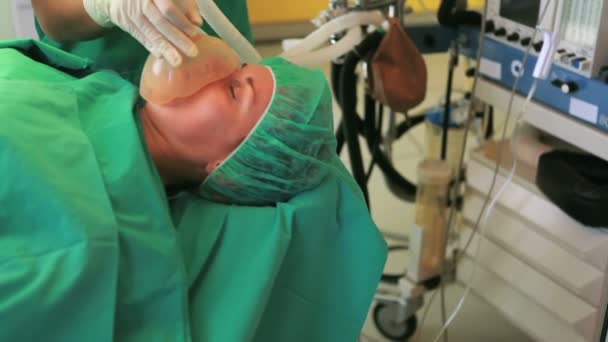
[431,1,554,340]
[430,81,538,342]
[440,42,459,161]
[416,3,492,335]
[457,0,553,268]
[415,288,439,341]
[440,282,448,342]
[417,0,493,339]
[438,39,461,342]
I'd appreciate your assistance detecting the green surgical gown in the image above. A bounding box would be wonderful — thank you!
[34,0,253,85]
[0,39,189,341]
[0,39,387,342]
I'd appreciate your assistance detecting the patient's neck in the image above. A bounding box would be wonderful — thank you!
[139,107,198,188]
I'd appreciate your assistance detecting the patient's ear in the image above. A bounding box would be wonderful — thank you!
[204,159,224,174]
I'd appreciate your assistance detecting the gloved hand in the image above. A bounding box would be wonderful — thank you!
[83,0,204,67]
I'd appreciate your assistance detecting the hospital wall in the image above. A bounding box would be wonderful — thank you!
[0,2,16,40]
[246,0,485,24]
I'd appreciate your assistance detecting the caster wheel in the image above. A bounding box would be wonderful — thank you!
[373,303,417,341]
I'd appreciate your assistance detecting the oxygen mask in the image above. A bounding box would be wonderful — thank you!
[140,33,241,105]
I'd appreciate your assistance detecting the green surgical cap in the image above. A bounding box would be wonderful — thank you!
[198,57,337,206]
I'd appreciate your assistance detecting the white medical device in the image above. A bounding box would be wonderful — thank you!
[485,0,608,79]
[469,2,608,342]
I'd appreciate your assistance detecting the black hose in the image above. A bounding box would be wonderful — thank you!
[437,0,482,27]
[373,102,384,150]
[364,94,377,150]
[332,62,345,154]
[361,49,421,201]
[336,32,429,204]
[380,273,403,284]
[486,105,495,139]
[441,45,458,160]
[363,95,378,184]
[336,111,372,155]
[365,103,385,182]
[371,144,418,202]
[396,115,426,138]
[335,119,345,154]
[339,32,386,205]
[331,61,343,105]
[365,106,422,202]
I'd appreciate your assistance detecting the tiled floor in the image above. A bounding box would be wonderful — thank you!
[257,42,534,342]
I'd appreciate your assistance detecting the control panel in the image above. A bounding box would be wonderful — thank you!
[484,0,608,80]
[478,0,608,135]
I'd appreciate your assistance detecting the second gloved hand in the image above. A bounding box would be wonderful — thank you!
[83,0,204,67]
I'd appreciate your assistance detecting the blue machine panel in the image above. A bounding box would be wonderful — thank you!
[480,37,608,132]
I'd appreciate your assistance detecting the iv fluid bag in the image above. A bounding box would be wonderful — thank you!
[140,34,240,105]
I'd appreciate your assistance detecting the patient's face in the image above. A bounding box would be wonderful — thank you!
[144,64,274,173]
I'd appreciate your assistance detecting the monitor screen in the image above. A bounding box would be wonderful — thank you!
[500,0,541,27]
[560,0,602,49]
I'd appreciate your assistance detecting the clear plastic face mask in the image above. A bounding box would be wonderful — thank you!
[139,34,241,105]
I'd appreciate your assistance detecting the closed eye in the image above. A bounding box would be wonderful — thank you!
[229,84,236,99]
